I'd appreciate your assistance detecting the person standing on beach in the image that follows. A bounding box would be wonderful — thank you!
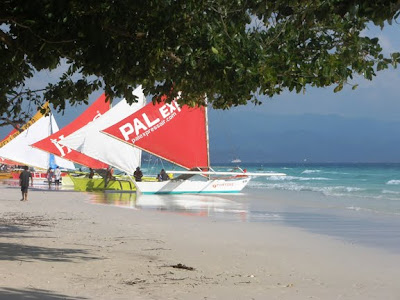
[54,166,61,188]
[19,166,33,201]
[47,167,54,188]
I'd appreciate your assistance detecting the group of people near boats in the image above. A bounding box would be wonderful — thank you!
[82,166,170,182]
[133,167,170,182]
[47,166,62,188]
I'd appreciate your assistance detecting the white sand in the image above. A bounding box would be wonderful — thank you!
[0,186,399,299]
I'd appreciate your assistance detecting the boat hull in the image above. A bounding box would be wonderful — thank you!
[135,177,251,194]
[69,175,136,191]
[0,172,12,179]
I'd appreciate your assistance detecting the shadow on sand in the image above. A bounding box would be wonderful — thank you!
[0,242,100,263]
[0,223,32,238]
[0,287,88,300]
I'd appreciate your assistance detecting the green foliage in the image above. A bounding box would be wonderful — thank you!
[1,0,399,127]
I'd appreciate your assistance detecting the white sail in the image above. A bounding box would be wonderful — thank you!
[58,86,146,174]
[0,114,75,170]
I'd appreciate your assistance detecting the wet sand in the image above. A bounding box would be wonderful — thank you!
[1,186,400,299]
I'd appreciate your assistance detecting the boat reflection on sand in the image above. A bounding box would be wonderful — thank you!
[89,192,248,219]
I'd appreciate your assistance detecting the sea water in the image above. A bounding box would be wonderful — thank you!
[240,163,400,215]
[91,163,400,253]
[233,163,400,252]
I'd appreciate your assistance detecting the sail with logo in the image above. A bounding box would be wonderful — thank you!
[0,103,75,171]
[32,94,110,169]
[101,95,285,194]
[106,97,209,170]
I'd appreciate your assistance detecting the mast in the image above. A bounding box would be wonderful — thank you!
[48,110,52,169]
[204,96,211,179]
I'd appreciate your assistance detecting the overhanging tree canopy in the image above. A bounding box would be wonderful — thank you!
[1,0,399,127]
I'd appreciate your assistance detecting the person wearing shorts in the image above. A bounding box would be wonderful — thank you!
[19,166,33,201]
[54,166,61,187]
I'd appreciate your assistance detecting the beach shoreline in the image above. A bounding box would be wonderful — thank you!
[1,185,400,299]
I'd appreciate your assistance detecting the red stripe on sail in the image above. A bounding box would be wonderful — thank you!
[32,94,110,169]
[0,157,21,166]
[102,100,208,170]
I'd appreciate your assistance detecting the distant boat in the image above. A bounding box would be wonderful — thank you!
[231,158,242,163]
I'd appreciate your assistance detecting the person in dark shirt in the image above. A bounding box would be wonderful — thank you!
[158,169,170,181]
[89,168,94,179]
[47,167,53,188]
[19,166,33,201]
[134,167,143,182]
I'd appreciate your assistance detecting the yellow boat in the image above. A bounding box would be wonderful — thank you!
[0,172,12,179]
[68,173,157,192]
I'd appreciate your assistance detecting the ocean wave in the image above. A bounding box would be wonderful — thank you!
[334,186,364,192]
[382,189,400,195]
[301,169,321,174]
[346,206,400,216]
[346,206,363,211]
[345,206,379,214]
[323,171,351,175]
[299,177,332,181]
[266,175,331,181]
[249,181,364,195]
[249,181,400,205]
[386,180,400,185]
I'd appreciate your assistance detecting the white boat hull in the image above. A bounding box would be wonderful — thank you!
[135,177,251,194]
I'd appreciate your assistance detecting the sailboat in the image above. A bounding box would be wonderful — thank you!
[58,86,147,191]
[0,103,75,182]
[101,96,285,194]
[32,94,110,169]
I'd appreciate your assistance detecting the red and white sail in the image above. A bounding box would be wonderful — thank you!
[32,94,110,169]
[102,98,209,170]
[58,86,146,175]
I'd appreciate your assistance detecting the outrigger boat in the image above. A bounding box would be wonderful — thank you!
[100,95,285,194]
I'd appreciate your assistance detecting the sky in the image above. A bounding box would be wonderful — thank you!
[209,24,400,163]
[1,23,400,163]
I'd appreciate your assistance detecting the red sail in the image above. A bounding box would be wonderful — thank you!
[32,94,110,169]
[102,100,209,170]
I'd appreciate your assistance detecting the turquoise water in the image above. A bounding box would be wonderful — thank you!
[219,163,400,216]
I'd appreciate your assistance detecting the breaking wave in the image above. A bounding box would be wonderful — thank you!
[267,175,331,181]
[301,169,321,174]
[248,181,365,197]
[386,180,400,185]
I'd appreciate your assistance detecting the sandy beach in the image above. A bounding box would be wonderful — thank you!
[1,185,400,300]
